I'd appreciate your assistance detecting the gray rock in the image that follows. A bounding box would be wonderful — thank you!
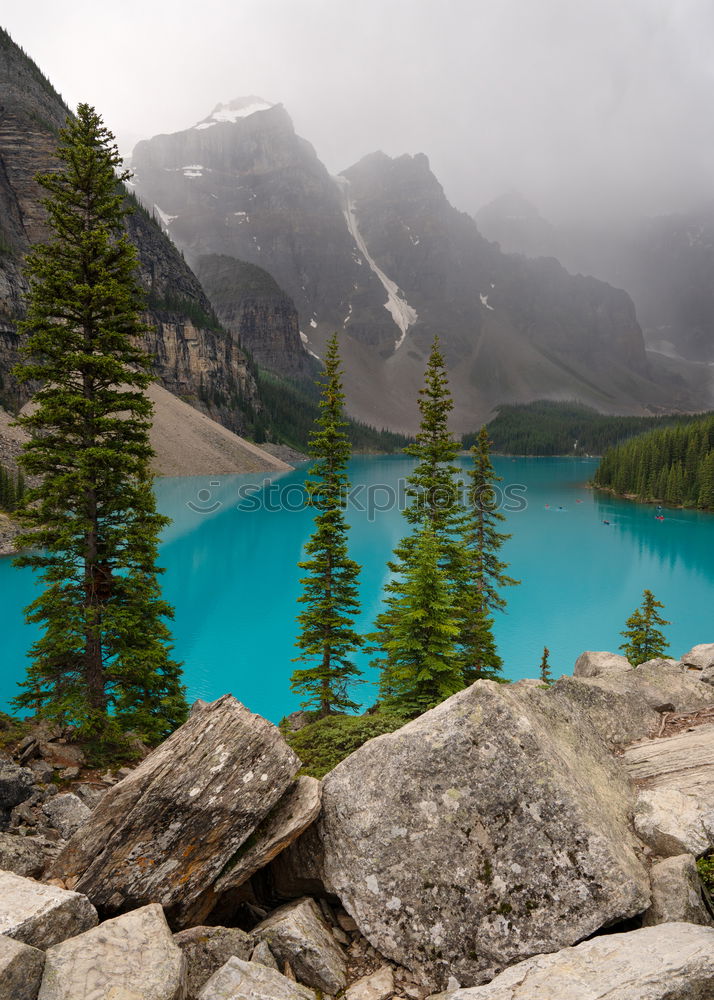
[681,643,714,685]
[251,939,279,970]
[213,776,322,897]
[28,761,53,785]
[0,934,45,1000]
[319,681,650,988]
[0,763,35,827]
[72,785,105,810]
[573,650,632,678]
[173,924,252,999]
[634,787,714,857]
[548,676,660,745]
[252,897,347,994]
[574,660,714,716]
[642,855,713,927]
[0,833,58,878]
[43,793,90,840]
[0,869,98,949]
[37,903,185,1000]
[346,965,395,1000]
[49,695,301,927]
[434,922,714,1000]
[197,956,315,1000]
[635,657,680,671]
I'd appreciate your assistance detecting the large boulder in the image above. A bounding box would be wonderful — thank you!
[49,695,301,926]
[252,897,348,994]
[173,925,252,1000]
[0,935,45,1000]
[574,659,714,715]
[0,870,97,949]
[642,855,713,927]
[435,922,714,1000]
[681,643,714,685]
[319,681,650,988]
[37,903,185,1000]
[573,651,632,678]
[197,956,316,1000]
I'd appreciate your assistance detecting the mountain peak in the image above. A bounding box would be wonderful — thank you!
[194,96,275,130]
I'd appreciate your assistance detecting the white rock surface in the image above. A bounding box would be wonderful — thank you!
[634,787,714,857]
[43,793,91,839]
[37,903,186,1000]
[197,956,315,1000]
[436,922,714,999]
[345,965,395,1000]
[0,870,97,949]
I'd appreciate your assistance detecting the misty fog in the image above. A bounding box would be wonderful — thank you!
[4,0,714,224]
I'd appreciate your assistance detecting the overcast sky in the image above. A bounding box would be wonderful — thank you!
[5,0,714,222]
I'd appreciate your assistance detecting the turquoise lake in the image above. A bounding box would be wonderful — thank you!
[1,455,713,723]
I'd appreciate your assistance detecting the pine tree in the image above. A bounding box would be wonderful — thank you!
[292,333,363,717]
[459,427,519,682]
[12,104,187,746]
[539,646,553,685]
[394,336,464,572]
[372,526,463,716]
[619,589,670,666]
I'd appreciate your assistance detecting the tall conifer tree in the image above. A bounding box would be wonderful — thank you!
[372,338,465,711]
[292,334,363,716]
[373,526,463,715]
[13,104,187,745]
[459,427,519,682]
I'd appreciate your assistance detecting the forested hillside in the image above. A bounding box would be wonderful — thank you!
[594,416,714,508]
[471,401,714,456]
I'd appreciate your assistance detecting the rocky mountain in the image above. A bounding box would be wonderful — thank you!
[131,101,709,432]
[477,194,714,366]
[0,29,266,437]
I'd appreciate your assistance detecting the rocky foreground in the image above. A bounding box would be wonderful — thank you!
[1,645,714,999]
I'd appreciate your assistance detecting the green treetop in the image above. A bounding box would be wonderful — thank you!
[458,426,519,682]
[292,333,363,716]
[619,589,670,666]
[539,646,553,685]
[372,525,463,716]
[13,104,187,747]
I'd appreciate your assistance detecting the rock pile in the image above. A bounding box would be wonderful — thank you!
[0,647,713,1000]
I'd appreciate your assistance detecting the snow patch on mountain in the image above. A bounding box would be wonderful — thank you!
[154,204,177,230]
[334,175,417,350]
[480,293,495,311]
[195,97,274,129]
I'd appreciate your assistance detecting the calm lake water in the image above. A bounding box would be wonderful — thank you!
[1,455,713,723]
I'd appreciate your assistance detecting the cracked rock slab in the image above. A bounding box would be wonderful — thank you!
[0,870,97,949]
[197,956,316,1000]
[49,695,300,927]
[0,934,45,1000]
[319,681,650,988]
[434,922,714,999]
[252,896,347,994]
[642,855,713,927]
[37,903,186,1000]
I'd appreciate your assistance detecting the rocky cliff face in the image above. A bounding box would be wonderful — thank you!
[194,254,312,379]
[131,103,698,432]
[0,30,260,435]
